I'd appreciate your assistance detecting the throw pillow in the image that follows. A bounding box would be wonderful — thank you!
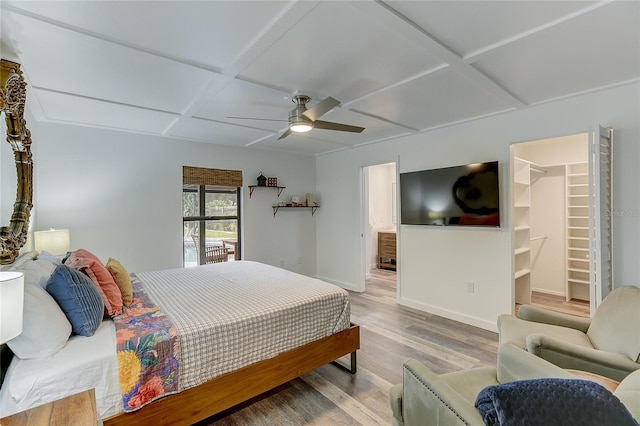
[7,283,72,359]
[65,249,123,316]
[105,257,133,307]
[14,258,57,290]
[46,264,105,337]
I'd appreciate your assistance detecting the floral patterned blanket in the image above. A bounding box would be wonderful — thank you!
[113,274,180,412]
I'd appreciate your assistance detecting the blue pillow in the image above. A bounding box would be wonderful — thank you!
[46,264,104,337]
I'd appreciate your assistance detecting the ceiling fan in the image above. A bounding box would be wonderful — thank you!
[227,95,365,140]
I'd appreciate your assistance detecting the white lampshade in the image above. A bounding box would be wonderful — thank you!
[34,228,70,255]
[0,271,24,343]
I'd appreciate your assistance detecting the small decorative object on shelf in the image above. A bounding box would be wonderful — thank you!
[267,177,277,187]
[305,193,313,206]
[291,195,301,206]
[257,172,267,186]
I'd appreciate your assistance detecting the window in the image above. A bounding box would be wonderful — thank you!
[182,167,242,267]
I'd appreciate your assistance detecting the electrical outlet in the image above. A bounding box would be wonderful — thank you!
[466,281,475,293]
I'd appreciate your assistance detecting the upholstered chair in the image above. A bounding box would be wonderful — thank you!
[498,285,640,381]
[389,343,640,426]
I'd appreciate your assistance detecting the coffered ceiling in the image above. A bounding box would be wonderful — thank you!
[1,1,638,155]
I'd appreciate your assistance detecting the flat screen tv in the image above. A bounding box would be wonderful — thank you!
[400,161,500,227]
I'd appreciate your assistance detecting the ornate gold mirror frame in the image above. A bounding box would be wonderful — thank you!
[0,59,33,264]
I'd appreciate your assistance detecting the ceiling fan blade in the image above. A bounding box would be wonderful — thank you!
[277,128,292,140]
[313,120,365,133]
[302,97,340,121]
[226,116,288,122]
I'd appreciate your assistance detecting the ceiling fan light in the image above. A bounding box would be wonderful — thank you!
[290,123,313,133]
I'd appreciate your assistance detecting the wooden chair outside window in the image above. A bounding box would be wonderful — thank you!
[192,234,228,264]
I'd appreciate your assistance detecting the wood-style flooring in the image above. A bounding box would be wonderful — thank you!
[523,291,590,318]
[199,269,499,425]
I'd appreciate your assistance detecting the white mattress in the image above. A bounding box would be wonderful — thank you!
[0,261,351,419]
[0,321,122,418]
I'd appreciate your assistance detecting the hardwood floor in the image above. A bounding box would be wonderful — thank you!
[517,291,590,318]
[199,269,498,425]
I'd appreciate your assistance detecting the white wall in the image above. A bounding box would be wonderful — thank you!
[316,82,640,331]
[19,121,317,274]
[529,165,566,296]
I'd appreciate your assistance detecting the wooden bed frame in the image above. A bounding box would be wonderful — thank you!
[104,323,360,426]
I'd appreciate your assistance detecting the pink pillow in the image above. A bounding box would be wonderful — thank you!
[64,249,123,317]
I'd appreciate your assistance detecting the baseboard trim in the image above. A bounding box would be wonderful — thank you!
[315,275,362,292]
[531,288,566,297]
[397,297,498,333]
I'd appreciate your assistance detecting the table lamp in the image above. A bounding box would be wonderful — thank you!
[34,228,70,255]
[0,271,24,343]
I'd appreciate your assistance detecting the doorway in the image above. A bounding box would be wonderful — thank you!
[510,128,613,317]
[362,162,397,292]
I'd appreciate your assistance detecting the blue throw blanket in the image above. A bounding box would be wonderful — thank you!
[475,378,638,426]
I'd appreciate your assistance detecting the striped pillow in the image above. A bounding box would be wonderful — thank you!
[46,264,104,337]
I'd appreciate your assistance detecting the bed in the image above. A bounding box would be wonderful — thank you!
[0,257,359,425]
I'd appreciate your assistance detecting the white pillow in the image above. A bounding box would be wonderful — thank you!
[36,251,63,265]
[7,283,72,359]
[0,250,38,271]
[15,259,57,290]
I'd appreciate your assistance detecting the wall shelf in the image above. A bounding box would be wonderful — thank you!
[272,205,319,217]
[248,185,285,198]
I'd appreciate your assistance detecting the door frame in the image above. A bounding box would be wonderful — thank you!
[359,160,399,293]
[509,129,611,315]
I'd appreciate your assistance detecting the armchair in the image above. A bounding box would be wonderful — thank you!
[498,286,640,381]
[389,343,640,426]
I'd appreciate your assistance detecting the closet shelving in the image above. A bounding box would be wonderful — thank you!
[565,162,590,301]
[512,157,532,304]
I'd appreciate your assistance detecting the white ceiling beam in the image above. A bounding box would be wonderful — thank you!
[352,1,526,109]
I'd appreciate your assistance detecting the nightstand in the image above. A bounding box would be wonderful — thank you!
[0,388,99,426]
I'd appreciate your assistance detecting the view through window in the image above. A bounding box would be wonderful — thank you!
[182,184,240,267]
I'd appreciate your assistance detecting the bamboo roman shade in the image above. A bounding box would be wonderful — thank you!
[183,166,243,188]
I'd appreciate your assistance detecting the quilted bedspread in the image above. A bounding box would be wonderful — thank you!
[136,261,351,391]
[475,378,638,426]
[113,275,180,412]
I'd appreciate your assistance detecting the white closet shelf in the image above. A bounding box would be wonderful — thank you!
[514,269,531,279]
[514,247,530,255]
[568,278,590,285]
[568,257,589,262]
[514,226,530,231]
[568,267,589,273]
[568,236,590,240]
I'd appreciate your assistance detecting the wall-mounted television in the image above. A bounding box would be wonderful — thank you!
[400,161,500,227]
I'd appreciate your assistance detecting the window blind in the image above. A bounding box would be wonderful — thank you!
[182,166,243,188]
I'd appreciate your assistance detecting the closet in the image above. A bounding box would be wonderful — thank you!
[511,134,590,310]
